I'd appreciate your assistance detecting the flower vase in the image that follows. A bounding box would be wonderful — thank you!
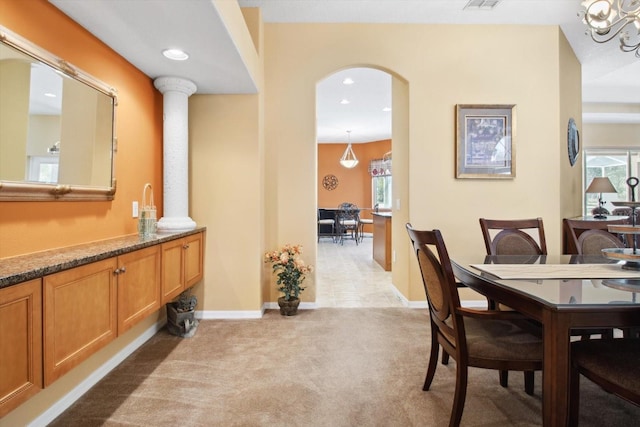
[278,296,300,316]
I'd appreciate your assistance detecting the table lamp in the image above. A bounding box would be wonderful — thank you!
[585,177,617,219]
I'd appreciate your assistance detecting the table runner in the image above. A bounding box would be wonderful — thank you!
[469,263,640,279]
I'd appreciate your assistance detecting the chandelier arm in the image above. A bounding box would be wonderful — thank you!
[585,17,630,44]
[583,0,640,42]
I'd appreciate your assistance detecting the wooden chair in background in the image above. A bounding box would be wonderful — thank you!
[563,217,628,255]
[479,217,547,256]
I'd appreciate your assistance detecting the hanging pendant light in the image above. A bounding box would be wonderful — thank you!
[340,130,359,168]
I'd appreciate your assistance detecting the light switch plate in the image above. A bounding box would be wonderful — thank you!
[132,201,139,218]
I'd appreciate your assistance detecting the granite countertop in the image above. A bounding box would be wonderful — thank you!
[0,227,206,289]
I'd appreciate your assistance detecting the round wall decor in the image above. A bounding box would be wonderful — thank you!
[322,174,338,191]
[567,118,579,167]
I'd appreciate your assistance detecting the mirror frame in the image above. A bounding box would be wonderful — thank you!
[0,25,117,201]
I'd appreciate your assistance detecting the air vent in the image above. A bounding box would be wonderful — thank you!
[464,0,501,10]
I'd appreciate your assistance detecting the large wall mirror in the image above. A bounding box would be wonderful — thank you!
[0,25,117,201]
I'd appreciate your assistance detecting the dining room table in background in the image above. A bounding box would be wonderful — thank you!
[450,254,640,427]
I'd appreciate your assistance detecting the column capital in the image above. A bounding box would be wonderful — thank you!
[154,76,197,96]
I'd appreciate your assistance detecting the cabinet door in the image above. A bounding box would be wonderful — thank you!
[184,232,204,288]
[161,239,185,304]
[44,258,117,386]
[117,245,161,335]
[0,279,42,417]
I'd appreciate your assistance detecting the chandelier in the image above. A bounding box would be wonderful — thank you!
[339,130,359,169]
[580,0,640,57]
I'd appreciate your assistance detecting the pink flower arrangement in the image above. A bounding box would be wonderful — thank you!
[264,244,313,301]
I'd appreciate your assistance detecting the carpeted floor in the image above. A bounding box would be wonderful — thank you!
[49,308,640,426]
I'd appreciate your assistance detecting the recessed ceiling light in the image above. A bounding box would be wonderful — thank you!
[342,77,354,85]
[44,93,56,98]
[382,107,391,112]
[162,48,189,61]
[340,99,350,105]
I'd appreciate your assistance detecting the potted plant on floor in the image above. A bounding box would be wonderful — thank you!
[264,244,313,316]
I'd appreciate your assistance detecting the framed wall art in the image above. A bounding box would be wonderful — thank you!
[455,104,516,179]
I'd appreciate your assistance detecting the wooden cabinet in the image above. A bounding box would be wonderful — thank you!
[0,279,42,417]
[43,245,162,385]
[116,245,161,335]
[43,258,117,386]
[161,232,204,303]
[373,213,392,271]
[4,229,203,398]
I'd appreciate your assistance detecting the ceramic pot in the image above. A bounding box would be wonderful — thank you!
[277,296,300,316]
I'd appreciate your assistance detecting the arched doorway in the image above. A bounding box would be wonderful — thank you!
[315,67,401,307]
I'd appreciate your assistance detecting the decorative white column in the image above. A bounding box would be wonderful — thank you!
[153,76,197,232]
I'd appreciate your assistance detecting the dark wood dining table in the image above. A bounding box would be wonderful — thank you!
[450,254,640,427]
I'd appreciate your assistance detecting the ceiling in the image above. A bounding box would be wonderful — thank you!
[48,0,640,144]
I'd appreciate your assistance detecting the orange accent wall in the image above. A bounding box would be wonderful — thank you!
[318,139,391,227]
[0,0,163,258]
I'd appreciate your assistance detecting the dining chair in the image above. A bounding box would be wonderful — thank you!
[563,217,628,255]
[336,202,360,245]
[317,209,336,242]
[569,338,640,424]
[479,217,553,389]
[479,218,547,256]
[564,217,640,339]
[406,224,543,427]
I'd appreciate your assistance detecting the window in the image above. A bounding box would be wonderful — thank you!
[27,156,59,183]
[583,149,640,215]
[369,155,392,209]
[372,175,392,209]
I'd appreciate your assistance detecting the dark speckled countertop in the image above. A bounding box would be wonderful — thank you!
[0,227,206,289]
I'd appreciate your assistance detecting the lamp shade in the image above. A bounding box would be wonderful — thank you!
[339,130,358,168]
[585,177,617,194]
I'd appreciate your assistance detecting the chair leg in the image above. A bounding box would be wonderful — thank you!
[423,334,440,391]
[441,351,449,365]
[524,371,534,396]
[569,366,581,425]
[450,364,468,427]
[499,370,508,388]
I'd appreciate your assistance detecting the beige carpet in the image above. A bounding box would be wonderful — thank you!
[49,308,639,426]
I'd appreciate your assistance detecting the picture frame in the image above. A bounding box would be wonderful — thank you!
[456,104,516,179]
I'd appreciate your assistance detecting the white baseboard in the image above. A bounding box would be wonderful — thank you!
[29,320,165,427]
[198,309,264,319]
[461,300,489,309]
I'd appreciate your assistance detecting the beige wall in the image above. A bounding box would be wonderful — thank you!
[189,6,266,314]
[582,103,640,148]
[559,29,585,222]
[260,23,581,306]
